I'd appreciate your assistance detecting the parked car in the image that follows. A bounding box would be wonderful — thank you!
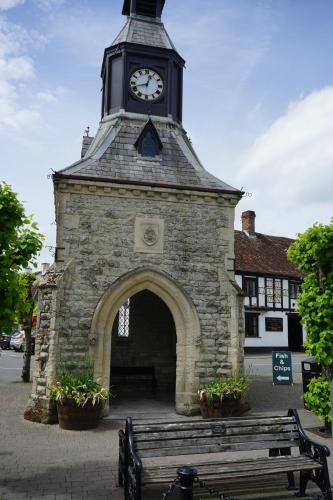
[9,330,35,354]
[10,331,25,352]
[0,332,16,350]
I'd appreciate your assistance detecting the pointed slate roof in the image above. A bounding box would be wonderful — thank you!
[55,116,241,195]
[111,16,176,51]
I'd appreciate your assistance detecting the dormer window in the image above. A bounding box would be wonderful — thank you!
[135,119,163,158]
[141,131,158,157]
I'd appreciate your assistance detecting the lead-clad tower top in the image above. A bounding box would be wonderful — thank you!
[122,0,166,19]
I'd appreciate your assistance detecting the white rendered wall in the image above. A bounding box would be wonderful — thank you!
[236,274,305,349]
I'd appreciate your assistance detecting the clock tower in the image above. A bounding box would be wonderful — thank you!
[102,0,183,122]
[25,0,245,424]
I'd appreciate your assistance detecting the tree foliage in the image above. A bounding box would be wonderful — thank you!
[0,182,44,332]
[287,220,333,365]
[288,219,333,430]
[16,273,37,328]
[303,375,331,425]
[17,273,37,382]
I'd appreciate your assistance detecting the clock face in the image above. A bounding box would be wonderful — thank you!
[130,68,164,101]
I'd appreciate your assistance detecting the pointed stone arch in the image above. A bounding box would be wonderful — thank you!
[89,267,201,415]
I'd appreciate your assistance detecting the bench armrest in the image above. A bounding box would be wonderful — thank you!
[288,409,330,461]
[127,417,142,471]
[118,429,126,487]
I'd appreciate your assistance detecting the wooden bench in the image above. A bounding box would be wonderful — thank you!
[118,409,332,500]
[111,366,157,394]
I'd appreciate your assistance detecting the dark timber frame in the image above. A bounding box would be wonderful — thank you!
[118,409,332,500]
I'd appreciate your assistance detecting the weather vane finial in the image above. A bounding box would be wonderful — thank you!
[85,126,90,137]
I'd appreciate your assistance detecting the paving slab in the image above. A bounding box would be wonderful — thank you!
[0,378,332,500]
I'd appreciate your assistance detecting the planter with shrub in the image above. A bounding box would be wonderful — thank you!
[198,375,250,418]
[50,368,110,430]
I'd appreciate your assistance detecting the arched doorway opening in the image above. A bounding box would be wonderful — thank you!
[110,290,177,398]
[89,267,201,415]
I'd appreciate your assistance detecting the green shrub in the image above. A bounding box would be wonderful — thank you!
[198,375,250,402]
[50,368,110,407]
[303,375,331,424]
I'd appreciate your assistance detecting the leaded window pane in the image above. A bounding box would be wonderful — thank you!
[118,298,130,337]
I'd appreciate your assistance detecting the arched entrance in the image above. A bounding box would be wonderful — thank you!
[111,290,177,398]
[89,267,201,415]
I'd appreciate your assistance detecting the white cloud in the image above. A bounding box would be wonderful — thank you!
[34,0,65,9]
[0,55,34,80]
[35,85,67,105]
[0,0,24,11]
[0,79,41,131]
[47,6,121,66]
[0,18,45,133]
[236,86,333,235]
[37,90,57,103]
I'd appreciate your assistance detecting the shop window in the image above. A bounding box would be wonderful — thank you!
[245,313,259,338]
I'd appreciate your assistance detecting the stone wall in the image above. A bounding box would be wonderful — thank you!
[26,178,244,420]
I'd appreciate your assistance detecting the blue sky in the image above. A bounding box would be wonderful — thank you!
[1,0,333,264]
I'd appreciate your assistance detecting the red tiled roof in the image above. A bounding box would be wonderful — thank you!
[234,230,302,278]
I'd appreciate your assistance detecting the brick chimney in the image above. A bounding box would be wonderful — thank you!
[241,210,256,234]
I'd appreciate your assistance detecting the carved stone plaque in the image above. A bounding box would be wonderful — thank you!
[135,217,165,254]
[142,225,158,246]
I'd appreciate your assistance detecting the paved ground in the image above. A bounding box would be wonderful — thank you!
[0,350,306,383]
[244,352,305,381]
[0,351,331,499]
[0,350,33,382]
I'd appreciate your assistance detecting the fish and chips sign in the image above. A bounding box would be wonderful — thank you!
[272,351,293,385]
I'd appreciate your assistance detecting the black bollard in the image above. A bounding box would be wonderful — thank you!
[177,467,197,500]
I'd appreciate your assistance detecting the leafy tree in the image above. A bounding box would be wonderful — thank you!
[16,273,38,382]
[0,183,44,378]
[288,219,333,432]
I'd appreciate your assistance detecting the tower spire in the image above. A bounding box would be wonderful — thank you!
[122,0,165,19]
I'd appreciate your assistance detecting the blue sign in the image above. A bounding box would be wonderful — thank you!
[272,351,293,385]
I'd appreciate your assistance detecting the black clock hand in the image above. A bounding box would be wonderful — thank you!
[136,76,150,88]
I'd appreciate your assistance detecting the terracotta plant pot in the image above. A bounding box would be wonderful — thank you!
[199,393,250,419]
[56,399,103,430]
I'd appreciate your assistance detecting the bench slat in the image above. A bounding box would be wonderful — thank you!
[143,456,321,484]
[135,431,299,451]
[143,455,316,474]
[133,417,296,433]
[138,439,298,458]
[134,424,298,442]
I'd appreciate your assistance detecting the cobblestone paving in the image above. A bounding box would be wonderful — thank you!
[0,380,332,499]
[0,382,121,499]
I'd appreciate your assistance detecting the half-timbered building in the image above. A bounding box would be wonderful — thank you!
[235,211,304,353]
